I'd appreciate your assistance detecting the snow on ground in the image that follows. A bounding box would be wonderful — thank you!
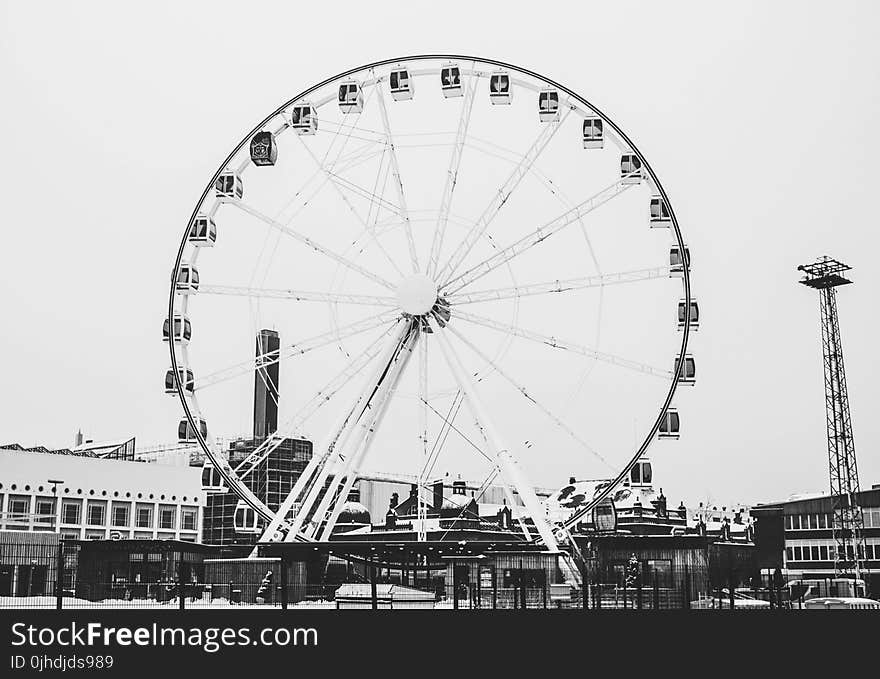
[0,595,338,609]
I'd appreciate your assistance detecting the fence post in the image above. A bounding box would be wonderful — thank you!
[492,567,497,610]
[370,559,378,610]
[178,560,185,611]
[56,539,64,610]
[683,564,690,610]
[729,569,735,610]
[582,570,588,610]
[653,575,660,610]
[623,577,628,610]
[636,572,643,610]
[542,572,547,609]
[280,558,288,610]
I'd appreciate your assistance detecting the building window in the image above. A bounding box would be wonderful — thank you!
[35,498,55,524]
[111,502,130,527]
[135,505,153,529]
[786,547,794,561]
[62,500,82,525]
[793,546,802,560]
[8,495,30,522]
[810,545,820,560]
[820,545,829,560]
[181,507,198,532]
[159,506,176,530]
[86,501,106,526]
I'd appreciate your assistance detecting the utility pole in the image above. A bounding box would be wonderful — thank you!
[798,256,865,579]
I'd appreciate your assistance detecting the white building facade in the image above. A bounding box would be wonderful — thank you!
[0,448,204,542]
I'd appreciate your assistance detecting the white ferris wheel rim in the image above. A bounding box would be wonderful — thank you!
[167,54,694,544]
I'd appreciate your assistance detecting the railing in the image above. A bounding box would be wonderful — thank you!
[0,511,58,531]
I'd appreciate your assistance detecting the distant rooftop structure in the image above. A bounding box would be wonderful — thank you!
[0,436,136,461]
[71,437,136,460]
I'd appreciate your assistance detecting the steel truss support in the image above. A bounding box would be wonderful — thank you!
[818,285,866,578]
[433,328,559,551]
[799,257,866,578]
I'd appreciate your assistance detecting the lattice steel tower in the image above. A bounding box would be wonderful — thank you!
[798,256,865,578]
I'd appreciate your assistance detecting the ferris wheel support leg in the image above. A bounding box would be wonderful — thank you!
[316,328,419,541]
[285,321,414,542]
[258,319,407,543]
[417,338,429,541]
[433,329,559,551]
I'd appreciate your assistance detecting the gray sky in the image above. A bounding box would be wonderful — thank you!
[1,0,878,508]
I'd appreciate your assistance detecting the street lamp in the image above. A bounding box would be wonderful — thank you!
[48,479,64,533]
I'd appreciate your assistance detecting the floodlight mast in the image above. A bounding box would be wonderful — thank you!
[798,256,865,580]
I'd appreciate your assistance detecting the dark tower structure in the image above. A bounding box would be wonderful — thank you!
[798,256,865,578]
[254,329,280,441]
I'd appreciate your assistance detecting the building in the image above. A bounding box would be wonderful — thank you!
[752,483,880,597]
[550,458,758,606]
[199,437,312,546]
[0,445,204,542]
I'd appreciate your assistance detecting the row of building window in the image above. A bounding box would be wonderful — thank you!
[1,495,197,532]
[786,508,880,531]
[786,540,880,562]
[785,513,831,530]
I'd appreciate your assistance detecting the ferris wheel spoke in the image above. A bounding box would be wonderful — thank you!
[432,328,559,550]
[198,284,397,307]
[233,326,394,480]
[298,137,404,219]
[442,176,636,295]
[446,266,673,305]
[195,311,399,391]
[452,309,673,380]
[374,77,420,273]
[226,200,397,291]
[445,324,614,471]
[427,74,478,278]
[298,139,406,281]
[437,105,573,283]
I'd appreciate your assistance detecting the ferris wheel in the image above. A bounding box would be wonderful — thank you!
[166,55,696,550]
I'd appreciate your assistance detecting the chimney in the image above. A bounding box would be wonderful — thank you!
[74,429,83,447]
[254,329,280,440]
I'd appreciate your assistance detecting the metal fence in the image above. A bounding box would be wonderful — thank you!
[0,538,852,610]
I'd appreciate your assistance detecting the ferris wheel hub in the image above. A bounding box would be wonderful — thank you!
[396,274,439,316]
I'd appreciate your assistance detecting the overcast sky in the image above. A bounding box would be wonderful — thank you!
[1,0,878,508]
